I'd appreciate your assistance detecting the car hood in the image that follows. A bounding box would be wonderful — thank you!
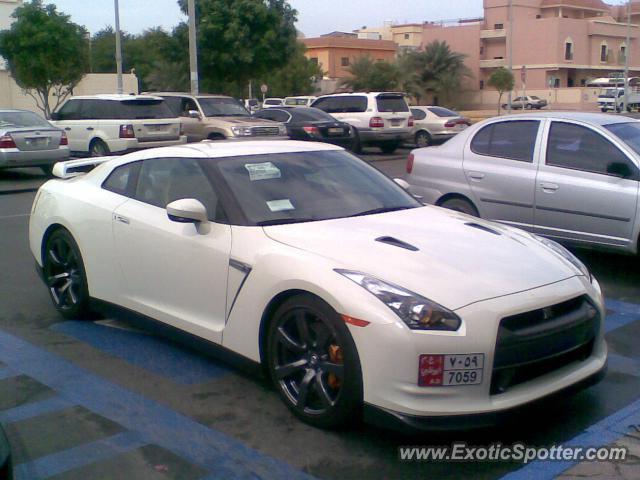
[263,206,580,310]
[206,116,279,126]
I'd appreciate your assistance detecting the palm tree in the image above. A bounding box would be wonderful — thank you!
[401,41,472,106]
[340,56,400,92]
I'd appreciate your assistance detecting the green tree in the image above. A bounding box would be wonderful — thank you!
[401,40,471,106]
[256,43,323,98]
[0,0,89,118]
[177,0,298,94]
[487,67,515,114]
[340,57,400,92]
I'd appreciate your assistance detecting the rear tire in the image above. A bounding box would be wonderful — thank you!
[266,294,362,429]
[379,142,399,154]
[440,197,479,217]
[43,229,92,319]
[89,139,110,157]
[525,104,533,110]
[350,129,362,154]
[40,165,54,176]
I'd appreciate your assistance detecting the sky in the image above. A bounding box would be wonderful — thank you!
[47,0,486,36]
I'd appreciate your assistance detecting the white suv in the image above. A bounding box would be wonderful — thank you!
[311,92,413,153]
[51,95,187,156]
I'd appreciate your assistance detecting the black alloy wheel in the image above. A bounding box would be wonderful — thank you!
[267,294,362,429]
[43,229,91,319]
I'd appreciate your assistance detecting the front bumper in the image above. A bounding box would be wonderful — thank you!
[350,276,606,425]
[0,147,70,168]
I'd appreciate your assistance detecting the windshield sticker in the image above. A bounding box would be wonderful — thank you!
[267,199,294,212]
[245,162,282,181]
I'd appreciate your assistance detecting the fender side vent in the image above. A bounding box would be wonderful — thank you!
[465,222,501,236]
[375,236,419,251]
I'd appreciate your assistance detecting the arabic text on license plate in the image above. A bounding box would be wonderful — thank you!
[328,127,343,135]
[391,119,402,126]
[418,353,484,387]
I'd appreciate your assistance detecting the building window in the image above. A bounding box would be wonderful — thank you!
[494,23,504,29]
[601,44,608,62]
[404,33,410,40]
[479,80,485,90]
[341,57,350,67]
[310,57,318,65]
[554,78,560,88]
[480,45,484,55]
[620,45,627,63]
[564,42,573,61]
[580,79,587,87]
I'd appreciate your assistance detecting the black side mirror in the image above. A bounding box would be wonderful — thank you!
[50,112,61,121]
[606,162,632,178]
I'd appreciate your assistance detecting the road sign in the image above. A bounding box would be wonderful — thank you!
[260,84,268,94]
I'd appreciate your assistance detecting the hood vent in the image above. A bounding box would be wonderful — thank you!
[465,222,501,236]
[375,236,419,252]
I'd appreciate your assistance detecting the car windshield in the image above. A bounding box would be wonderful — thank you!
[427,107,458,117]
[0,111,51,128]
[605,122,640,155]
[208,150,420,226]
[198,97,250,117]
[289,108,336,122]
[284,98,309,106]
[264,100,282,106]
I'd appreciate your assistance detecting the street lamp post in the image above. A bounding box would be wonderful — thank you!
[188,0,199,95]
[624,0,631,112]
[507,0,513,114]
[114,0,124,94]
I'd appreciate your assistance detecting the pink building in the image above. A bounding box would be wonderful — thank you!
[422,0,640,92]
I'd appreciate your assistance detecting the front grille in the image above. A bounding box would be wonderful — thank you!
[251,126,281,137]
[491,296,599,395]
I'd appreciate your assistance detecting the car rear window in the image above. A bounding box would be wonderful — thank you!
[470,120,540,162]
[376,95,409,113]
[289,108,335,122]
[427,107,458,117]
[0,111,50,128]
[312,96,368,113]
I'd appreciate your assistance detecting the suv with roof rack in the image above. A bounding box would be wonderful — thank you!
[51,95,186,157]
[311,92,413,153]
[152,93,287,143]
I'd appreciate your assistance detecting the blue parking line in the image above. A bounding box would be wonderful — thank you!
[502,298,640,480]
[0,329,313,480]
[51,321,227,385]
[0,396,73,424]
[13,431,147,480]
[0,366,14,381]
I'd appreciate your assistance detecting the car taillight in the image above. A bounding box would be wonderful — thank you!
[370,117,384,128]
[444,120,456,128]
[119,124,135,138]
[303,126,320,135]
[406,153,414,174]
[408,116,414,127]
[59,131,68,146]
[0,134,16,149]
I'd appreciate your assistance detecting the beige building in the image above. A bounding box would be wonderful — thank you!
[355,21,424,52]
[0,0,20,31]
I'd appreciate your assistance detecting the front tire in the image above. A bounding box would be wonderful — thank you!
[379,142,399,154]
[266,294,362,429]
[525,103,533,110]
[43,229,92,319]
[440,197,479,217]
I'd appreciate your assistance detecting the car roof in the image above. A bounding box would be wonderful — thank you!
[0,109,41,114]
[149,92,232,99]
[110,140,343,166]
[316,92,405,98]
[496,111,635,126]
[68,94,164,102]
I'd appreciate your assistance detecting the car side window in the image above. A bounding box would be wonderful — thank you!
[80,100,106,120]
[546,122,632,176]
[181,98,199,116]
[313,96,367,114]
[411,108,427,121]
[162,97,182,116]
[470,120,540,162]
[135,158,224,222]
[255,110,279,121]
[102,162,141,196]
[57,100,82,121]
[268,110,291,123]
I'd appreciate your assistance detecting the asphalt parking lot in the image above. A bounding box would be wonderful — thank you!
[1,150,639,480]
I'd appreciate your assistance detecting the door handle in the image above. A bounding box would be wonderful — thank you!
[540,182,559,192]
[64,127,71,131]
[468,171,485,180]
[86,127,94,131]
[113,214,130,225]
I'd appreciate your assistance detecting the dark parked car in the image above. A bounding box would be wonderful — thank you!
[254,107,355,149]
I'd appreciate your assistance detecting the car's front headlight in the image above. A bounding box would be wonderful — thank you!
[335,270,461,331]
[536,237,591,279]
[231,126,253,137]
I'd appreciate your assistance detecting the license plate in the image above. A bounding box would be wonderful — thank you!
[26,137,49,147]
[146,125,167,133]
[328,127,343,135]
[419,353,484,387]
[391,119,402,126]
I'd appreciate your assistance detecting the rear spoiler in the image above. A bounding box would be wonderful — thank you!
[52,156,117,179]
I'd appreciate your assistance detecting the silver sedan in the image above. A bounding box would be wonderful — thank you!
[410,106,470,148]
[406,112,640,254]
[0,109,70,175]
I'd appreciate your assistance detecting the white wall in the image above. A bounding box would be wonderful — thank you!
[0,72,139,114]
[0,0,21,32]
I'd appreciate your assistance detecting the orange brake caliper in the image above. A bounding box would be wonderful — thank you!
[327,344,343,389]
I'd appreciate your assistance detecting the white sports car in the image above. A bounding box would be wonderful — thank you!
[29,140,607,430]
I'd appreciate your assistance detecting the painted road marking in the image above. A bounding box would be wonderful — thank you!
[13,431,147,480]
[51,320,227,385]
[0,396,73,424]
[0,329,313,480]
[502,299,640,480]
